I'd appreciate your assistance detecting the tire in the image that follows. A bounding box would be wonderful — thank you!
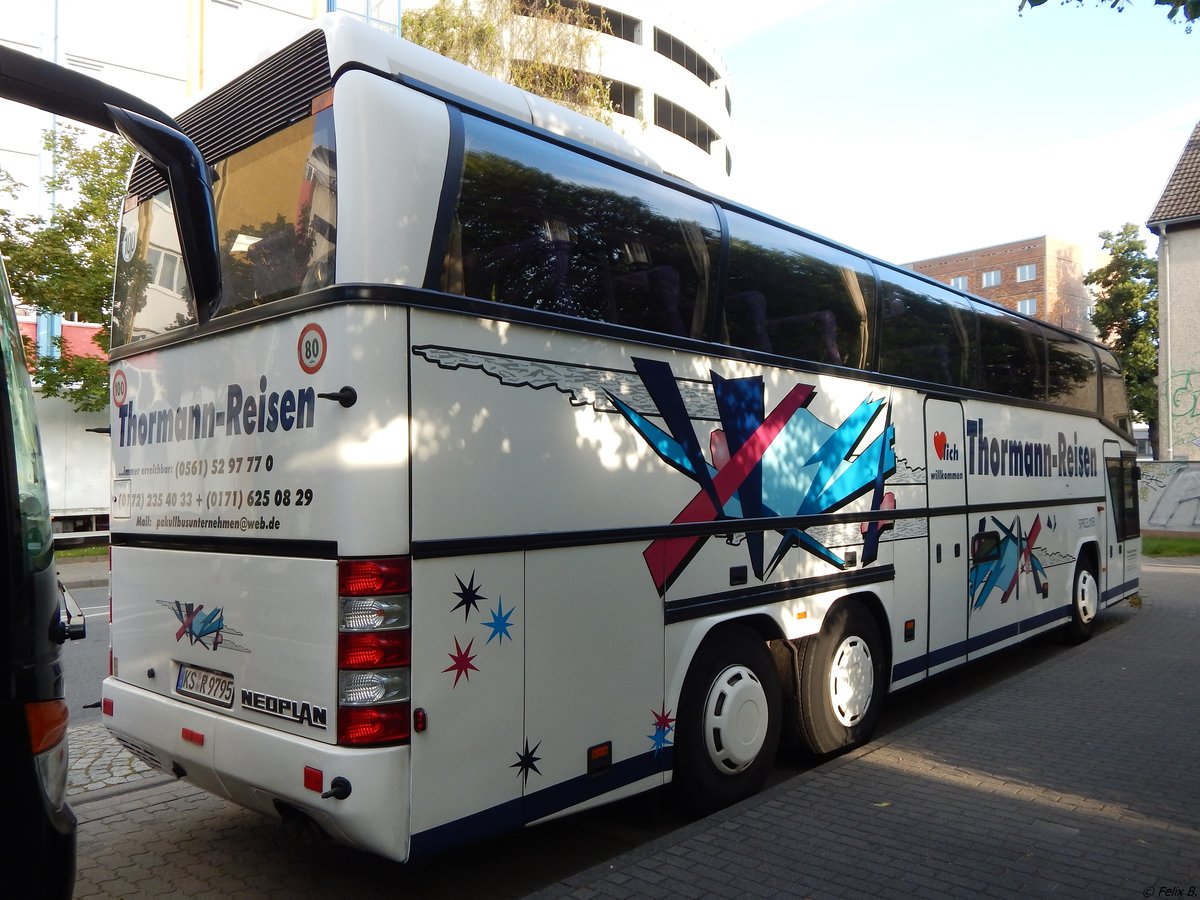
[797,602,886,758]
[1063,556,1099,644]
[673,625,782,814]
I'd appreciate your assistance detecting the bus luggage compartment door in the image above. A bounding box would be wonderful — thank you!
[924,398,968,675]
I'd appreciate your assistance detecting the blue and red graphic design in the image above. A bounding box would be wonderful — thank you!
[968,514,1049,609]
[609,358,896,594]
[159,599,247,652]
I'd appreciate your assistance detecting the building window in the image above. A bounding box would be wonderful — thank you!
[1017,263,1037,282]
[512,1,641,42]
[654,95,719,153]
[654,28,719,86]
[982,269,1001,288]
[608,79,641,118]
[949,275,968,291]
[1017,298,1037,316]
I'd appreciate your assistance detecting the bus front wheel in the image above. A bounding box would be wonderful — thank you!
[1064,557,1099,644]
[673,625,781,814]
[797,602,885,757]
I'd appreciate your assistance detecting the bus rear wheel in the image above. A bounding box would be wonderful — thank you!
[1063,557,1099,644]
[674,625,781,814]
[797,602,885,758]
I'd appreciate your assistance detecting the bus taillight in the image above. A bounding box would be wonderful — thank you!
[337,555,411,747]
[338,703,411,746]
[338,631,411,669]
[339,557,410,597]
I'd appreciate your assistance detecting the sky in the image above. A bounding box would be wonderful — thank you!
[681,0,1199,267]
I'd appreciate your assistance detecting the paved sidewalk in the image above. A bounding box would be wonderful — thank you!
[57,553,108,590]
[536,559,1200,898]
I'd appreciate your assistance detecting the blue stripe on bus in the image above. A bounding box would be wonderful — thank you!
[891,603,1073,682]
[1102,578,1139,602]
[409,747,673,860]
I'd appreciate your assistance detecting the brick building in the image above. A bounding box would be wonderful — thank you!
[906,236,1094,338]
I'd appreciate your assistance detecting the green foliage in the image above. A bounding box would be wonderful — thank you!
[1020,0,1199,31]
[0,125,134,411]
[1086,224,1159,446]
[402,0,614,121]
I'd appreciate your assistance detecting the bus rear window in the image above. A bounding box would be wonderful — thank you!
[112,109,336,347]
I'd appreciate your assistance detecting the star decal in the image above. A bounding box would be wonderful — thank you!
[511,738,542,786]
[482,597,515,645]
[442,636,478,687]
[648,705,675,754]
[452,571,486,621]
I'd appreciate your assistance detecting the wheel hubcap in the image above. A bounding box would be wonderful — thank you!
[1076,570,1098,624]
[703,664,768,774]
[829,635,874,728]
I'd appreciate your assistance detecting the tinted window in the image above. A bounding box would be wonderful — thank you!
[1097,346,1132,435]
[877,270,975,387]
[444,116,720,338]
[973,302,1046,400]
[113,110,336,345]
[1045,329,1099,414]
[723,212,875,368]
[0,263,52,578]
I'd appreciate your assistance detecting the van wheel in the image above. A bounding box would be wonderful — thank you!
[797,602,885,758]
[1063,557,1099,644]
[674,626,781,814]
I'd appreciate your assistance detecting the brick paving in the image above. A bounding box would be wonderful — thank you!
[535,560,1200,898]
[60,557,1200,898]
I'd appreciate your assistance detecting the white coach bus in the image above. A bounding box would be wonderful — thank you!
[1,14,1140,863]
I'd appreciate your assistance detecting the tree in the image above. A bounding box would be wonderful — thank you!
[0,125,134,411]
[1019,0,1199,31]
[1086,224,1160,455]
[402,0,614,121]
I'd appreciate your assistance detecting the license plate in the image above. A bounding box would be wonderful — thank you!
[176,664,235,708]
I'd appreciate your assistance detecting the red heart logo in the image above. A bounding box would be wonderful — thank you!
[933,431,947,460]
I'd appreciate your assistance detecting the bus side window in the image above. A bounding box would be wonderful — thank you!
[877,271,976,388]
[721,211,875,368]
[1045,329,1099,415]
[1097,346,1132,436]
[447,116,719,339]
[973,303,1047,401]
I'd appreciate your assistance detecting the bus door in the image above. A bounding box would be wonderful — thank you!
[924,398,968,675]
[1102,441,1140,604]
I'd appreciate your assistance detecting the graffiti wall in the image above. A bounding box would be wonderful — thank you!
[1140,461,1200,535]
[1169,368,1200,457]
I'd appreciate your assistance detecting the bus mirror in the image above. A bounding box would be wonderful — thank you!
[1132,465,1142,481]
[106,105,222,324]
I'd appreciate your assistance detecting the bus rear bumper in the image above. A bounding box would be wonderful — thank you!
[101,677,412,862]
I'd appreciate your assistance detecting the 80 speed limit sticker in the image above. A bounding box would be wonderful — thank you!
[298,323,327,375]
[112,368,128,407]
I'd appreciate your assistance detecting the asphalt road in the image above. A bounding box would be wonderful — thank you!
[62,585,110,728]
